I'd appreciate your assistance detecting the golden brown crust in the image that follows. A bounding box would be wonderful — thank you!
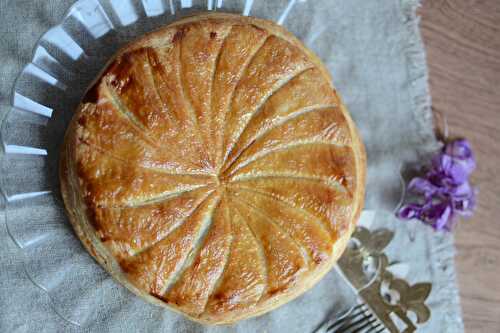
[60,13,367,325]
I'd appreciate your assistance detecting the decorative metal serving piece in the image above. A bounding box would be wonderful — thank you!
[334,226,432,333]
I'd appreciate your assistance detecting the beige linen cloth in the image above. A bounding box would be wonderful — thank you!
[0,0,463,332]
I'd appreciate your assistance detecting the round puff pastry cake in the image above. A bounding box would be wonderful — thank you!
[60,13,366,325]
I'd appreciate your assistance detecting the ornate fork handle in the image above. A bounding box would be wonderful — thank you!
[318,225,432,333]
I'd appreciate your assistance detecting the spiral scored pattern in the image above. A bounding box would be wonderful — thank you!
[60,13,365,324]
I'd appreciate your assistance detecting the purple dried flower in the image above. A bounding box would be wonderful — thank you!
[397,139,477,231]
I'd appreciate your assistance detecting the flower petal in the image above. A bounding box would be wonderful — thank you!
[409,177,439,196]
[445,139,473,160]
[454,186,477,215]
[424,202,453,231]
[435,205,452,231]
[432,151,474,185]
[432,153,453,174]
[456,157,476,176]
[450,181,472,198]
[397,204,423,220]
[448,162,470,184]
[444,139,476,177]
